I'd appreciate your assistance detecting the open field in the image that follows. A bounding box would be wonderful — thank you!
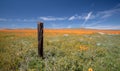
[0,29,120,71]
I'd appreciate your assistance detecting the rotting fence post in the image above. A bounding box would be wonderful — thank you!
[37,22,43,58]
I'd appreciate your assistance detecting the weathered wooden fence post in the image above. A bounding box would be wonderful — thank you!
[37,22,43,58]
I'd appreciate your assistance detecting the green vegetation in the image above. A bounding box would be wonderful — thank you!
[0,32,120,71]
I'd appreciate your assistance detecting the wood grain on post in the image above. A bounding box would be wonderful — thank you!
[37,22,43,58]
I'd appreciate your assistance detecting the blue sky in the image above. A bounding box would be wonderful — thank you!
[0,0,120,29]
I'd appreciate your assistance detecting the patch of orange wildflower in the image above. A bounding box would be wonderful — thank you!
[88,68,93,71]
[79,45,88,51]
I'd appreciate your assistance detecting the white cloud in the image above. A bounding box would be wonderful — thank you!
[84,12,92,21]
[0,18,7,21]
[67,25,72,28]
[23,19,36,22]
[68,16,76,20]
[96,7,120,18]
[0,18,37,22]
[81,12,93,27]
[83,4,120,29]
[102,8,120,18]
[86,4,120,20]
[82,4,120,28]
[39,16,67,21]
[68,14,81,20]
[14,19,36,22]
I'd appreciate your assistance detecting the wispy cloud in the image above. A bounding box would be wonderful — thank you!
[84,12,93,21]
[96,4,120,19]
[81,12,93,27]
[85,20,104,27]
[68,4,120,22]
[68,15,81,20]
[67,25,72,28]
[39,16,67,21]
[83,4,120,29]
[68,13,95,21]
[0,18,7,21]
[1,3,120,30]
[68,16,76,20]
[22,19,36,22]
[97,8,120,18]
[114,3,120,8]
[0,18,37,22]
